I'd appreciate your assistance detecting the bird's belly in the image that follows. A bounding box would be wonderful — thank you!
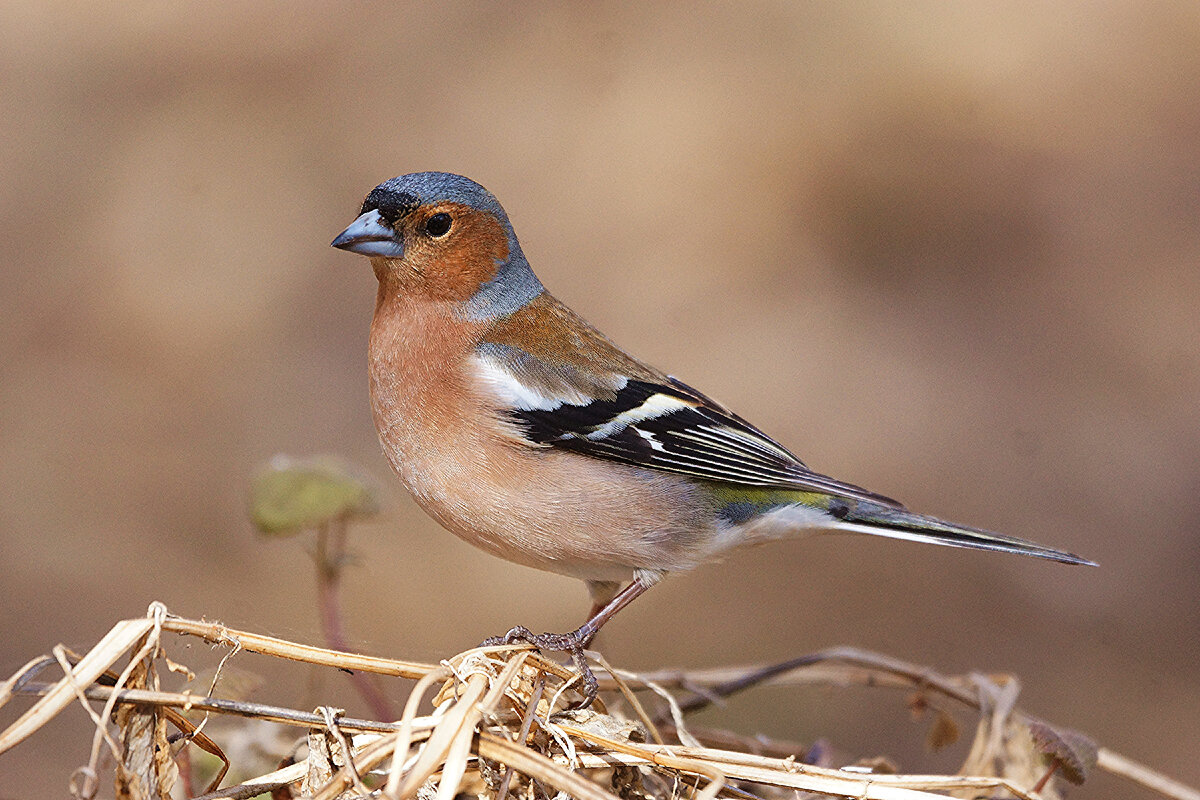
[382,421,716,582]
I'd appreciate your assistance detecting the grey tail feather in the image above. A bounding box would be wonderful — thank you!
[834,501,1097,566]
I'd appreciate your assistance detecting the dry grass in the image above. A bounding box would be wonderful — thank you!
[1,602,1196,800]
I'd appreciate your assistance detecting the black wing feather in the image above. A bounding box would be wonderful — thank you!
[510,375,902,507]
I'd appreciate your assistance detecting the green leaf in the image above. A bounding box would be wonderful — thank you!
[249,456,380,536]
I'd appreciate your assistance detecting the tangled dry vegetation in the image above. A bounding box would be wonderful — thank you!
[2,457,1192,799]
[2,603,1197,800]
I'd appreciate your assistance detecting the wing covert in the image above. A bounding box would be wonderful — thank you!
[491,358,902,507]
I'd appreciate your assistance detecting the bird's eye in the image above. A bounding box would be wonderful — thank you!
[425,213,452,238]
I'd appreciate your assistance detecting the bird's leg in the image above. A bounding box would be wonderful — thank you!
[485,569,661,707]
[585,580,623,621]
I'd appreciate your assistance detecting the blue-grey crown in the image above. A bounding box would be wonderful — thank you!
[361,172,509,225]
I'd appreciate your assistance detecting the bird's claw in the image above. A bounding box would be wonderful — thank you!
[481,625,599,707]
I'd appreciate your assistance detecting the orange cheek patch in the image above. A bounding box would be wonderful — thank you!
[413,205,510,302]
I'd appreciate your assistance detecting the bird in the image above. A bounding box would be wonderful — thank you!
[331,171,1094,704]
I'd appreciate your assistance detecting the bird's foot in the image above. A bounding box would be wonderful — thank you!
[482,625,598,707]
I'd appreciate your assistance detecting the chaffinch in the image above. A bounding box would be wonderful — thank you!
[332,171,1093,703]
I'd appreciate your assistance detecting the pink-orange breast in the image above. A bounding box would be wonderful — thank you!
[367,291,717,581]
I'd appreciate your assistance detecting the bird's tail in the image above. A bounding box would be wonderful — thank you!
[832,500,1096,566]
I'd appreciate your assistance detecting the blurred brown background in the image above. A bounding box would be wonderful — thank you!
[2,2,1198,797]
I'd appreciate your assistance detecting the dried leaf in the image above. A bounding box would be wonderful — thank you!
[908,691,959,751]
[557,708,646,744]
[115,635,176,800]
[926,708,961,751]
[1028,719,1099,785]
[300,730,340,796]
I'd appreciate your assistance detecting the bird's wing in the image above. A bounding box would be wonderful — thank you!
[472,339,903,508]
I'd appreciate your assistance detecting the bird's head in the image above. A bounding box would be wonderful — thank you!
[332,172,542,317]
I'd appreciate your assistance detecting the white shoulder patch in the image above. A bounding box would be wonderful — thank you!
[471,352,592,411]
[471,353,564,410]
